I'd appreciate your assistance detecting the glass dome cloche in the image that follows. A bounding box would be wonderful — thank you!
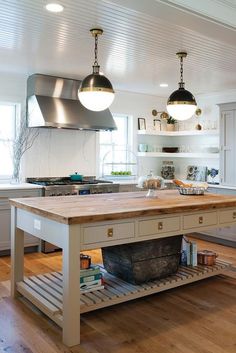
[137,171,165,197]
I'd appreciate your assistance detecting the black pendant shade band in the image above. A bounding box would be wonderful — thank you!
[167,87,197,106]
[79,72,114,93]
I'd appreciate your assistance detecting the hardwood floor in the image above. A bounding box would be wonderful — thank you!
[0,237,236,353]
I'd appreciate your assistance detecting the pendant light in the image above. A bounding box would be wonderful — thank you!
[167,52,197,121]
[78,28,115,111]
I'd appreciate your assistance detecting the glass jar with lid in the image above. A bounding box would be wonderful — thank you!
[161,160,175,180]
[137,171,165,197]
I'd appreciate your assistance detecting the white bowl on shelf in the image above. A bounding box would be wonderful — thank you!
[201,146,219,153]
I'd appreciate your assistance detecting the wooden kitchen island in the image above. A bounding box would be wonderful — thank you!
[10,190,236,347]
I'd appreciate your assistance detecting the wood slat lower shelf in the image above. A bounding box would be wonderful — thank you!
[16,260,231,326]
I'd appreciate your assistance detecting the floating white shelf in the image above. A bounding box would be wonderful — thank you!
[137,152,219,159]
[137,130,219,136]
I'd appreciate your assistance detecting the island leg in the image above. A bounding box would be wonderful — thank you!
[11,206,24,298]
[62,224,81,346]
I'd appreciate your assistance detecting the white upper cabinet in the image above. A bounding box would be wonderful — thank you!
[219,103,236,186]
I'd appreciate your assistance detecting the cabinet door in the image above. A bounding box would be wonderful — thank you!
[216,188,236,196]
[0,207,11,251]
[201,187,236,243]
[0,189,41,252]
[119,184,134,192]
[208,188,236,196]
[207,188,219,194]
[220,110,236,186]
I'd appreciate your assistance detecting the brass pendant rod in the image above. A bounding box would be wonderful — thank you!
[90,28,103,74]
[176,52,187,89]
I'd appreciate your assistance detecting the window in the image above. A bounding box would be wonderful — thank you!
[0,103,17,178]
[99,114,135,177]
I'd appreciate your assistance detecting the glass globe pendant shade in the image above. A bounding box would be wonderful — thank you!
[167,87,197,121]
[167,103,197,121]
[78,73,115,111]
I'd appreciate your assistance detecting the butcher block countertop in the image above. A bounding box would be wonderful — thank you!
[9,190,236,225]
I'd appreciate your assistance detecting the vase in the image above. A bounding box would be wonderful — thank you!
[166,124,175,131]
[11,159,21,184]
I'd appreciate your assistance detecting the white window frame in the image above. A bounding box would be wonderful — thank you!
[99,114,134,177]
[0,102,19,180]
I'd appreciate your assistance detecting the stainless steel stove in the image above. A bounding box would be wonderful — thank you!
[26,177,119,253]
[27,177,119,196]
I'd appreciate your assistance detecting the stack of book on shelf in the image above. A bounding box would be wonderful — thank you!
[186,241,198,266]
[181,237,198,266]
[80,265,104,293]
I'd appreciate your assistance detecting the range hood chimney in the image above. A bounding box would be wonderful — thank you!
[27,74,117,131]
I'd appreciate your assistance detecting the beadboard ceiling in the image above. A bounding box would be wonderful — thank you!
[0,0,236,97]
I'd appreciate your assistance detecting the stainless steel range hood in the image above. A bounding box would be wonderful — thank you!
[27,74,117,131]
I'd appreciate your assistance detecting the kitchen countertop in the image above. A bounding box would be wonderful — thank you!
[117,180,236,191]
[10,190,236,225]
[207,184,236,190]
[111,179,173,185]
[147,179,236,191]
[115,179,139,185]
[0,183,43,191]
[1,181,235,190]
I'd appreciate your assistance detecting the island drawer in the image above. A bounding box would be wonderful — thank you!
[83,221,135,245]
[219,209,236,224]
[183,211,217,230]
[138,216,180,237]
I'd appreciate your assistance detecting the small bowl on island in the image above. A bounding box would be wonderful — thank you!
[173,179,208,195]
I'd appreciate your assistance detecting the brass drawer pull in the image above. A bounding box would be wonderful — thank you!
[107,228,113,237]
[158,222,163,230]
[233,212,236,219]
[199,216,203,224]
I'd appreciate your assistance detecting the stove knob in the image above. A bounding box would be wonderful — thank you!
[50,193,56,196]
[57,193,62,196]
[65,193,71,196]
[72,192,77,195]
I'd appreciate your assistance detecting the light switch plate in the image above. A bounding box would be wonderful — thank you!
[34,219,41,230]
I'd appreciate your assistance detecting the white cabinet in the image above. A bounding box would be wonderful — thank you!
[199,186,236,243]
[219,102,236,186]
[119,184,137,192]
[0,188,42,253]
[0,205,11,251]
